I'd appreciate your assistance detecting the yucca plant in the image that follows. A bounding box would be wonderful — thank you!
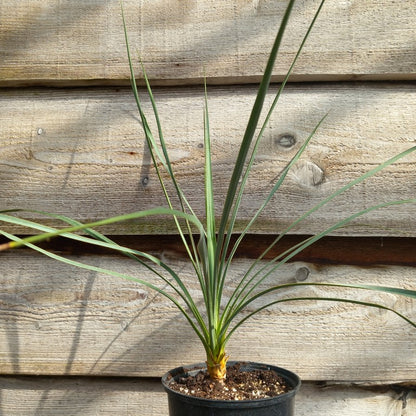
[1,0,415,385]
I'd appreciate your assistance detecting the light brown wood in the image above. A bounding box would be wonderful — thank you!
[0,250,415,381]
[1,1,415,410]
[0,376,413,416]
[1,83,415,236]
[1,0,416,86]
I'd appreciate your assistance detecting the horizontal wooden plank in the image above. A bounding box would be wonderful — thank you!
[1,0,416,86]
[0,250,415,381]
[0,376,414,416]
[1,83,415,236]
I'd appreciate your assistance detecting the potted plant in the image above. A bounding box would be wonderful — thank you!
[1,0,415,414]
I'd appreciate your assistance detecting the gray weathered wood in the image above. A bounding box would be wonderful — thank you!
[1,0,415,412]
[0,376,413,416]
[1,84,415,236]
[1,0,416,86]
[0,250,415,381]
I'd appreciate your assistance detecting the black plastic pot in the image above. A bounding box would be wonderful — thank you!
[162,361,301,416]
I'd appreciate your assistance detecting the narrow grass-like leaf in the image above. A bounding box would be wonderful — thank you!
[221,198,416,333]
[219,114,328,324]
[0,208,205,250]
[122,3,206,290]
[225,294,416,345]
[217,0,327,274]
[215,0,297,266]
[200,77,219,351]
[216,1,327,314]
[0,212,209,339]
[224,146,416,318]
[2,229,211,349]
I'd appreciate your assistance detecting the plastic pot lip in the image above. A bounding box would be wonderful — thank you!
[161,361,301,408]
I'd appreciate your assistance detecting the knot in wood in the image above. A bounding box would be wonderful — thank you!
[141,175,149,187]
[275,133,296,149]
[295,266,310,282]
[292,160,324,187]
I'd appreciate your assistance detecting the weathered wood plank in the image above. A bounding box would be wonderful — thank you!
[0,250,415,381]
[1,0,416,86]
[0,376,413,416]
[1,83,415,236]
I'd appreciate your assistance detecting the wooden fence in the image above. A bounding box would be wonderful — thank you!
[1,0,415,414]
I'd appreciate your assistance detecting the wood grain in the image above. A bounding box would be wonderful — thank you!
[1,0,416,86]
[1,0,415,410]
[0,376,413,416]
[1,250,415,380]
[1,83,415,236]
